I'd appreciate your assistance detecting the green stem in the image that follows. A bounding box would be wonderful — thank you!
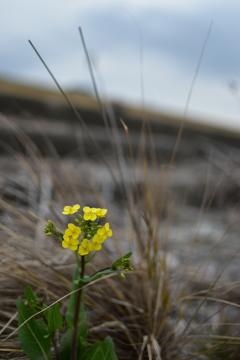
[71,255,85,360]
[52,337,60,360]
[75,251,82,268]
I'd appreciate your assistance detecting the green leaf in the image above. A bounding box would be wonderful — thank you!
[59,328,73,360]
[16,297,52,360]
[78,297,88,340]
[84,337,118,360]
[25,286,42,312]
[44,303,63,333]
[25,285,38,304]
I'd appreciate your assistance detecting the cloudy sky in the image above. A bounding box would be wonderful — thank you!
[1,0,240,131]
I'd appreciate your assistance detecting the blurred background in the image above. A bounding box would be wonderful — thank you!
[0,0,240,270]
[1,3,240,358]
[0,0,239,131]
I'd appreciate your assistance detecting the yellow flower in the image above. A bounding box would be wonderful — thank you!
[89,240,102,251]
[62,204,80,215]
[83,207,97,221]
[95,208,108,217]
[92,234,105,244]
[78,238,91,256]
[65,223,81,239]
[62,235,79,251]
[97,223,112,239]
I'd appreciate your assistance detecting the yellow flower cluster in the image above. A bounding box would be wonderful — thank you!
[62,224,81,250]
[61,204,112,256]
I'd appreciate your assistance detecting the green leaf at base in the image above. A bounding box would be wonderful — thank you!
[16,297,52,360]
[44,302,63,333]
[59,328,89,360]
[84,336,118,360]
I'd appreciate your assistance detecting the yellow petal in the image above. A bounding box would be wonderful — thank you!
[65,229,72,236]
[83,213,90,220]
[63,234,70,242]
[90,213,97,221]
[72,204,80,211]
[71,239,79,245]
[62,206,71,214]
[78,246,89,256]
[68,223,76,231]
[93,243,101,250]
[97,227,105,236]
[107,230,113,237]
[69,244,78,251]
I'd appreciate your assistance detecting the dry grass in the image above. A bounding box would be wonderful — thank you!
[0,100,240,360]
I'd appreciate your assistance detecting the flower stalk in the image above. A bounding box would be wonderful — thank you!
[71,255,85,360]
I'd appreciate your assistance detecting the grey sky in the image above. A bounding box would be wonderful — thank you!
[0,0,239,130]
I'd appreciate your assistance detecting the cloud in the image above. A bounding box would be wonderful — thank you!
[0,0,239,130]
